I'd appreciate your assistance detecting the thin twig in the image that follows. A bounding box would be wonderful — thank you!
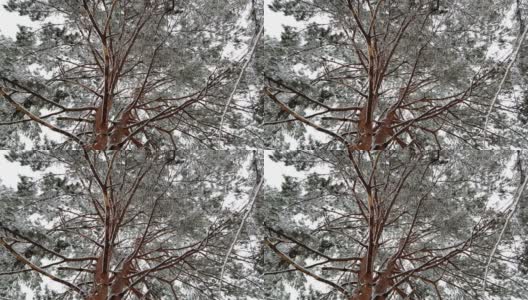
[482,25,528,148]
[218,153,263,295]
[482,155,528,295]
[217,25,264,146]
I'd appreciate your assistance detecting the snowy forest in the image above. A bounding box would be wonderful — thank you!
[0,0,528,299]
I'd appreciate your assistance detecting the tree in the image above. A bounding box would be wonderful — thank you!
[0,0,262,150]
[260,150,528,299]
[0,150,263,299]
[3,0,528,299]
[262,0,528,150]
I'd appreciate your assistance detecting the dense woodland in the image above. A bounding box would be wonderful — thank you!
[0,0,528,299]
[261,150,528,299]
[262,0,528,150]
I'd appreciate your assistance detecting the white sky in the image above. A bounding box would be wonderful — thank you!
[264,150,304,189]
[264,0,330,40]
[0,150,36,188]
[0,0,34,38]
[264,0,300,39]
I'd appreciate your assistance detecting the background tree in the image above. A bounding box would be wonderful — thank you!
[259,150,528,299]
[261,0,528,150]
[0,150,263,299]
[0,0,263,150]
